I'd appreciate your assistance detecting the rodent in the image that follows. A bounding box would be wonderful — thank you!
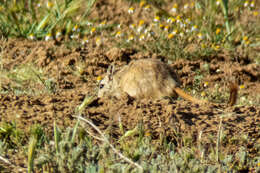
[98,58,238,106]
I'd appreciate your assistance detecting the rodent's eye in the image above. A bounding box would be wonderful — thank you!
[99,84,104,89]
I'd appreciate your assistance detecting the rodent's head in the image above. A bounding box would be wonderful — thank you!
[97,65,115,98]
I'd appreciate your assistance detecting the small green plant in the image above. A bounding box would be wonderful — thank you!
[0,63,56,94]
[28,136,37,173]
[27,124,46,173]
[0,122,24,148]
[0,0,96,39]
[35,122,100,172]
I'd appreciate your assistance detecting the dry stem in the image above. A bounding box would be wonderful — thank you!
[75,115,144,171]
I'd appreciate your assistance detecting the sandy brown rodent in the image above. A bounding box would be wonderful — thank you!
[98,58,238,105]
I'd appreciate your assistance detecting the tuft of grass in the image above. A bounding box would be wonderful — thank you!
[0,118,258,172]
[0,122,24,149]
[0,63,56,94]
[35,123,99,172]
[27,136,37,173]
[0,0,96,39]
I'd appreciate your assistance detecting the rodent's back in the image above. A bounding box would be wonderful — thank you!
[114,59,180,99]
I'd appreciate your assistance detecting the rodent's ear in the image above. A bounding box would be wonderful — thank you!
[107,64,115,80]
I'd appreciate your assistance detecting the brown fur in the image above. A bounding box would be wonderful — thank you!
[98,58,238,106]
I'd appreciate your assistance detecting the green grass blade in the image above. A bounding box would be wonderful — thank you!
[36,14,51,32]
[28,137,37,173]
[54,121,60,154]
[221,0,230,34]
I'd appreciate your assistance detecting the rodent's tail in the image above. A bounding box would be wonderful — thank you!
[228,83,239,106]
[174,87,205,104]
[175,82,239,106]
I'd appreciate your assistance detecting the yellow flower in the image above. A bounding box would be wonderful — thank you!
[201,91,206,97]
[253,11,259,16]
[216,0,221,6]
[244,1,249,7]
[55,30,62,39]
[145,131,151,137]
[128,7,134,14]
[213,45,220,50]
[171,3,178,13]
[127,34,135,42]
[144,5,150,10]
[129,23,136,29]
[245,40,250,45]
[154,16,160,22]
[250,1,255,8]
[72,25,80,32]
[190,2,195,8]
[216,28,221,35]
[167,17,175,23]
[159,24,164,29]
[185,18,191,24]
[97,76,102,82]
[81,36,89,45]
[164,25,170,31]
[239,85,245,89]
[139,20,145,26]
[115,31,123,38]
[95,37,103,46]
[28,33,36,40]
[90,27,96,35]
[168,33,175,39]
[243,36,248,41]
[197,33,204,39]
[191,25,198,32]
[99,20,106,27]
[204,82,209,87]
[45,33,53,41]
[172,29,178,35]
[137,21,145,33]
[139,34,145,41]
[242,36,250,45]
[140,0,146,8]
[46,1,53,9]
[184,3,189,10]
[176,15,181,20]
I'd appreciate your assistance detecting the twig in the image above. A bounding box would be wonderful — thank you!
[216,117,223,163]
[0,155,11,165]
[83,127,105,141]
[76,115,144,171]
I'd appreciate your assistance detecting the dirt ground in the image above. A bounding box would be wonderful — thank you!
[1,37,259,167]
[0,0,259,171]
